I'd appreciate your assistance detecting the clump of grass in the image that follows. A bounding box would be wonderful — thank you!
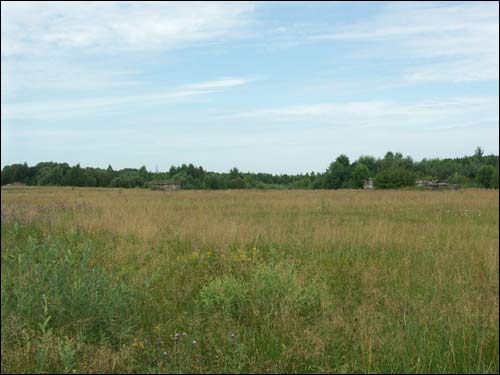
[198,277,249,320]
[1,230,136,346]
[198,262,324,324]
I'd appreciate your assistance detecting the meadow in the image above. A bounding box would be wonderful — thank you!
[1,186,498,374]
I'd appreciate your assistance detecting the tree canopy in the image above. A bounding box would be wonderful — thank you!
[2,148,498,190]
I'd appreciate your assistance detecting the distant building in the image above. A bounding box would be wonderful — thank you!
[416,180,460,190]
[150,180,181,191]
[364,178,374,190]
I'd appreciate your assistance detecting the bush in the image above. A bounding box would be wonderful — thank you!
[374,167,416,189]
[1,233,135,345]
[491,167,499,189]
[198,263,323,323]
[476,165,495,188]
[198,277,249,319]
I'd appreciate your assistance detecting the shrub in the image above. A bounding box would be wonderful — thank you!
[374,167,416,189]
[1,233,135,345]
[477,165,495,188]
[198,277,249,320]
[252,263,322,320]
[198,263,323,323]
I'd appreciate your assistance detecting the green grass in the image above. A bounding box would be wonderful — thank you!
[1,187,498,373]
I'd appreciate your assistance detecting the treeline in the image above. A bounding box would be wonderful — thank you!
[1,147,498,189]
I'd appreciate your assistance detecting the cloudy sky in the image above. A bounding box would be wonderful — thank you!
[1,1,499,173]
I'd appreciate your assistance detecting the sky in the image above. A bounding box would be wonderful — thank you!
[1,1,499,174]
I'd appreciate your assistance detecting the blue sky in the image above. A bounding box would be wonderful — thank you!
[1,1,499,173]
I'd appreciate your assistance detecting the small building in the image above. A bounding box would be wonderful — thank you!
[150,180,181,191]
[416,180,460,190]
[364,178,374,190]
[5,182,27,187]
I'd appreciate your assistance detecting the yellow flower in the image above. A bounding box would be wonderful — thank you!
[132,339,145,349]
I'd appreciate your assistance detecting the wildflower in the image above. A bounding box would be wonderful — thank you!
[182,332,187,337]
[132,339,145,349]
[162,351,168,358]
[192,340,198,345]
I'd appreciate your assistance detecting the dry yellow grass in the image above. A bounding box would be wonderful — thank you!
[1,186,498,373]
[2,187,497,246]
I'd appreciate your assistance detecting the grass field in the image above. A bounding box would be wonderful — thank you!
[1,187,498,373]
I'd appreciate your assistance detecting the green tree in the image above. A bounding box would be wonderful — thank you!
[229,167,241,179]
[1,163,31,185]
[228,177,246,189]
[477,165,495,188]
[374,167,416,189]
[357,156,377,175]
[448,172,468,186]
[350,163,370,188]
[325,155,350,189]
[474,146,484,159]
[491,167,499,189]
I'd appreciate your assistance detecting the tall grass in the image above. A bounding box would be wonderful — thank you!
[1,187,498,373]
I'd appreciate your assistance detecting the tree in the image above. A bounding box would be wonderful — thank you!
[491,167,499,189]
[448,172,468,186]
[228,177,246,189]
[350,163,370,188]
[325,155,350,189]
[229,167,241,179]
[1,163,31,185]
[205,174,224,189]
[477,165,494,188]
[474,146,484,159]
[374,167,416,189]
[357,156,377,175]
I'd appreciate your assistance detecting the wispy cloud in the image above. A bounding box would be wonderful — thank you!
[183,77,257,91]
[1,2,259,101]
[310,2,499,83]
[6,128,138,138]
[1,77,254,120]
[219,96,500,130]
[1,1,256,56]
[403,56,499,83]
[0,59,142,99]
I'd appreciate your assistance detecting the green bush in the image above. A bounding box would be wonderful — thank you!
[477,165,495,188]
[198,263,323,323]
[252,263,322,320]
[1,233,135,345]
[198,277,249,320]
[374,167,416,189]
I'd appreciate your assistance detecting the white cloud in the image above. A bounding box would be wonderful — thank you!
[219,96,500,130]
[183,77,256,90]
[1,1,256,56]
[0,58,142,99]
[404,56,500,83]
[1,2,258,102]
[0,76,253,120]
[7,129,138,138]
[310,1,499,83]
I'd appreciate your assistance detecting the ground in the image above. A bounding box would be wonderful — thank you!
[1,187,498,373]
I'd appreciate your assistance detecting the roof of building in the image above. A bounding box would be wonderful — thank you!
[152,179,180,185]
